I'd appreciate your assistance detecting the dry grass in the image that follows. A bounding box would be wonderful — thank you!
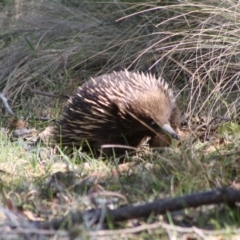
[0,2,238,108]
[1,0,240,121]
[1,0,240,239]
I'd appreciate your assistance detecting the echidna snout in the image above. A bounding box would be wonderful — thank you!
[162,124,179,140]
[55,70,180,155]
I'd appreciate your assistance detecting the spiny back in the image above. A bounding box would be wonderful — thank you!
[55,70,180,154]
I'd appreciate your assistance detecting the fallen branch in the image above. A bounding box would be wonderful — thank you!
[37,187,240,230]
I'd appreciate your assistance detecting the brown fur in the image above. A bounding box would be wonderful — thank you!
[55,70,180,155]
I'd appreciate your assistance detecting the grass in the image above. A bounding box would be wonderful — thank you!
[1,0,240,239]
[1,126,240,238]
[1,0,240,119]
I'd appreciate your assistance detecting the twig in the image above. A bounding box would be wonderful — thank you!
[0,227,67,236]
[37,187,240,230]
[88,222,240,238]
[33,89,69,99]
[207,116,232,126]
[0,93,14,116]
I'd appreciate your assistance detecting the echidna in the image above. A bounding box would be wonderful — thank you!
[55,70,180,155]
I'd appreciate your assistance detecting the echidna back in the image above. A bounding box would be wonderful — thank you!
[55,70,180,154]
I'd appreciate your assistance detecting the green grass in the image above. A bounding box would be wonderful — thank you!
[0,123,240,238]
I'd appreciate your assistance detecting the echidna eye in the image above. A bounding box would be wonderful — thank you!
[150,121,157,126]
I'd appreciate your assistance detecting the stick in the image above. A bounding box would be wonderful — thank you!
[37,187,240,230]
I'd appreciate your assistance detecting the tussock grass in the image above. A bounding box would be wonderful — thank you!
[0,1,239,118]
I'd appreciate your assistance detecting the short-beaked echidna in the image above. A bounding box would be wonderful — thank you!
[55,70,180,155]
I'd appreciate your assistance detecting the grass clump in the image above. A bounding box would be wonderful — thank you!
[1,0,240,120]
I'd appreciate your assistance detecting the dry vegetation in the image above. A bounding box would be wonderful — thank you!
[1,0,240,239]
